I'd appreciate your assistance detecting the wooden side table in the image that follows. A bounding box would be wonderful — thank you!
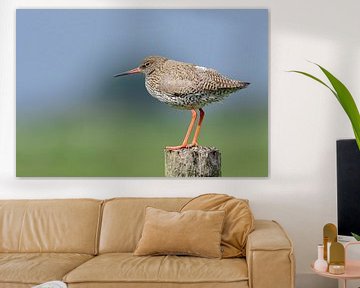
[311,242,360,288]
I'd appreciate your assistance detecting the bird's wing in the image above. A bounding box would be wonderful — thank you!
[157,61,200,97]
[158,77,198,97]
[196,66,243,90]
[158,61,243,97]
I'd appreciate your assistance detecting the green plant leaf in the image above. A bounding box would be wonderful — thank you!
[288,70,337,98]
[351,232,360,241]
[316,64,360,150]
[289,64,360,150]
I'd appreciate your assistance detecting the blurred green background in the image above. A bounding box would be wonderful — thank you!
[16,9,268,177]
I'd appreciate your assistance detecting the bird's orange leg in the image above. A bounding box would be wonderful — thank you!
[166,109,197,150]
[188,108,205,147]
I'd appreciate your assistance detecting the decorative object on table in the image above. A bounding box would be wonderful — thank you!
[16,9,268,177]
[314,244,328,272]
[323,223,337,262]
[329,242,345,275]
[289,63,360,150]
[32,281,67,288]
[328,264,345,275]
[312,237,360,288]
[319,223,346,275]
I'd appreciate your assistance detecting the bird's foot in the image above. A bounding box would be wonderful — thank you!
[165,142,199,151]
[186,142,199,148]
[165,144,188,151]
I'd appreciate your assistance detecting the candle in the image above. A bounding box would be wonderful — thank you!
[328,264,345,275]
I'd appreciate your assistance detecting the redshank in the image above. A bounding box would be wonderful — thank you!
[114,56,249,150]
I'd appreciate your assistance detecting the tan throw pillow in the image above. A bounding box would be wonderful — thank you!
[134,207,225,258]
[181,193,254,258]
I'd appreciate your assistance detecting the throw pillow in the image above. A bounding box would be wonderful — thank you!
[181,193,254,258]
[134,207,225,258]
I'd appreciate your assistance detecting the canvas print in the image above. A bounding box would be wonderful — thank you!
[16,9,268,177]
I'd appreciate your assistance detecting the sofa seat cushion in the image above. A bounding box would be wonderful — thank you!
[0,253,93,285]
[64,253,248,286]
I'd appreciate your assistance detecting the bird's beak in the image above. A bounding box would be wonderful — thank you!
[113,67,142,77]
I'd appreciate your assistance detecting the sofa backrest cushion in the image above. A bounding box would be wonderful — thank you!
[0,199,102,254]
[181,194,254,258]
[99,198,189,253]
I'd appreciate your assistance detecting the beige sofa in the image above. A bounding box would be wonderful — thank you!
[0,198,295,288]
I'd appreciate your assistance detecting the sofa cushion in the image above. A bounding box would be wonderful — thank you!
[63,253,248,285]
[134,207,225,258]
[181,194,254,258]
[0,253,93,285]
[0,199,102,254]
[99,198,190,253]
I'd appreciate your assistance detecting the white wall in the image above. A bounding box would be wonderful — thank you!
[1,1,359,287]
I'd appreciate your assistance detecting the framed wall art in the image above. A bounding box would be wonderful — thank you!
[16,9,268,177]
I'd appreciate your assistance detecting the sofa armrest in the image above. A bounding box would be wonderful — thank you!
[246,220,295,288]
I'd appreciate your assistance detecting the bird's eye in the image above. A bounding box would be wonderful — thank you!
[141,62,150,69]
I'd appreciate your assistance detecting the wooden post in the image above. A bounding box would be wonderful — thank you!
[164,146,221,177]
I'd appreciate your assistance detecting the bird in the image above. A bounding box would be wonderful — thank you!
[114,56,250,150]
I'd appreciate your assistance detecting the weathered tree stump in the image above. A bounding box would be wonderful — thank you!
[164,146,221,177]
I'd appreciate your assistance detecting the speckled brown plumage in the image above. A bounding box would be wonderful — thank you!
[139,56,249,109]
[114,55,250,150]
